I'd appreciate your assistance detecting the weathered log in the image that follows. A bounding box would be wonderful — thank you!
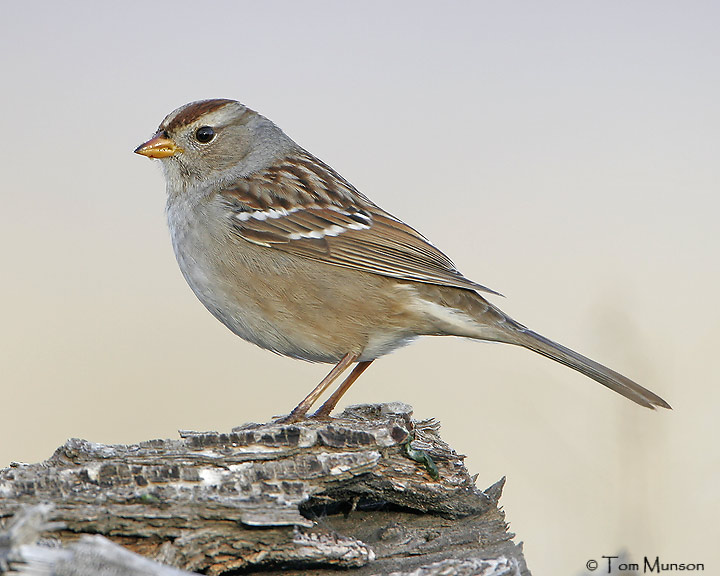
[0,403,530,575]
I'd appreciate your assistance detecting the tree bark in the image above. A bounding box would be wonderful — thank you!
[0,403,530,575]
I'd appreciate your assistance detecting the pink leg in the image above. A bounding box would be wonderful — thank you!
[312,360,374,418]
[280,353,358,423]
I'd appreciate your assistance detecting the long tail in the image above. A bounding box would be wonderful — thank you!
[509,325,671,410]
[416,285,671,409]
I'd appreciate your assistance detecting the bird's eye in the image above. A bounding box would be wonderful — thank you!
[195,126,215,144]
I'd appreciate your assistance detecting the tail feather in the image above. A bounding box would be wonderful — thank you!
[414,285,670,409]
[511,327,671,410]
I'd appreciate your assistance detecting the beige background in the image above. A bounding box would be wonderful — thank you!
[1,2,717,574]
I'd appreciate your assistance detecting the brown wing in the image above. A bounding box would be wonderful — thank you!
[218,150,500,296]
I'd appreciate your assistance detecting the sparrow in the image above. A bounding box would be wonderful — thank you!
[135,99,670,420]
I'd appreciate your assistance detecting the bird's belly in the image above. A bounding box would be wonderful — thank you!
[171,223,422,363]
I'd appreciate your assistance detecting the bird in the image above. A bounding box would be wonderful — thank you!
[134,98,670,420]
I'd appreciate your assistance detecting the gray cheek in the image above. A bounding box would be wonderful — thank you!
[162,156,207,190]
[161,159,185,184]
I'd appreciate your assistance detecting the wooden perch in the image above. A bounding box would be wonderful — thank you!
[0,403,530,575]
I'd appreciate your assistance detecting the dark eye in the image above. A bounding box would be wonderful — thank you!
[195,126,215,143]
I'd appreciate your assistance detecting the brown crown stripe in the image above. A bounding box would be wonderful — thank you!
[162,99,236,132]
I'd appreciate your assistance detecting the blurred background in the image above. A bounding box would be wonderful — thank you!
[1,1,717,573]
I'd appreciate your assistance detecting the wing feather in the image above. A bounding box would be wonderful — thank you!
[218,151,500,296]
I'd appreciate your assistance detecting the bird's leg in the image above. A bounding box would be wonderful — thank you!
[280,352,358,423]
[312,360,374,418]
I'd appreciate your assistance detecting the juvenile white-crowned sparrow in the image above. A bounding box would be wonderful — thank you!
[135,99,670,419]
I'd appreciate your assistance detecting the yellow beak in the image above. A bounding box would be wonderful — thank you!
[134,134,183,158]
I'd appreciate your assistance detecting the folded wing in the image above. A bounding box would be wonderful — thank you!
[219,151,499,295]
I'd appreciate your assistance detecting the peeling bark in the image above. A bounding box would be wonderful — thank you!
[0,403,530,575]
